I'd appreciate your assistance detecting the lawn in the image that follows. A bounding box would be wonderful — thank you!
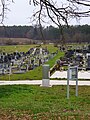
[0,44,58,53]
[0,85,89,119]
[0,44,36,53]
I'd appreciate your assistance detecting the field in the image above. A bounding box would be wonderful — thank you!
[0,44,58,53]
[0,85,90,119]
[0,38,36,46]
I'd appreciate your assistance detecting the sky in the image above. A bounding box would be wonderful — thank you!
[2,0,33,26]
[1,0,90,26]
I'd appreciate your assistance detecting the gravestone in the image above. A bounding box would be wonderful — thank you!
[8,65,11,80]
[88,45,90,51]
[0,63,3,69]
[88,56,90,65]
[39,59,42,66]
[75,55,83,67]
[40,48,42,55]
[26,64,29,71]
[31,59,34,64]
[65,50,74,58]
[2,68,5,74]
[32,48,36,55]
[87,55,90,70]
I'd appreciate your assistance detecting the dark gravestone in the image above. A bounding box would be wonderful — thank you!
[31,59,34,64]
[39,59,42,66]
[0,64,3,69]
[4,56,9,63]
[83,50,88,54]
[88,45,90,51]
[0,59,3,63]
[65,50,74,58]
[76,55,82,62]
[87,56,90,70]
[75,55,83,68]
[2,68,5,74]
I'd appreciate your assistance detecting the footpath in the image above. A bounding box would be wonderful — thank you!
[0,80,90,86]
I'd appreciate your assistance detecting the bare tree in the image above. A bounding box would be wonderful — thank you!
[0,0,14,23]
[1,0,90,25]
[29,0,90,26]
[0,0,5,23]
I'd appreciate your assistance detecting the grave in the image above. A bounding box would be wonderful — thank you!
[86,55,90,70]
[0,46,57,75]
[88,44,90,51]
[0,63,10,74]
[65,50,74,58]
[13,70,26,74]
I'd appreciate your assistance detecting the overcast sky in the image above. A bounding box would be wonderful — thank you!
[1,0,90,26]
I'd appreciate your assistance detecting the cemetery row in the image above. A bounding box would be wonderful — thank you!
[52,44,90,73]
[0,47,58,75]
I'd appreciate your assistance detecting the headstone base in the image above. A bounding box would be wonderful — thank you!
[41,79,52,87]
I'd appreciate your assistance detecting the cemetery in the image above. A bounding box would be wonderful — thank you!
[0,44,90,80]
[50,44,90,78]
[0,46,58,76]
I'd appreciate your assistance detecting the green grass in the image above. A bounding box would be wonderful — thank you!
[46,51,64,68]
[0,85,89,119]
[0,44,38,53]
[0,44,58,53]
[0,66,42,80]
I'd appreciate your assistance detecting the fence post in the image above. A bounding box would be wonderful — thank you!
[41,64,51,87]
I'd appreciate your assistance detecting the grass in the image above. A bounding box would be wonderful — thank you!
[0,44,37,53]
[0,85,89,119]
[46,51,64,68]
[0,44,58,53]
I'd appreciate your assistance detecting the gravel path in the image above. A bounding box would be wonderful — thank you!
[0,80,90,86]
[50,71,90,79]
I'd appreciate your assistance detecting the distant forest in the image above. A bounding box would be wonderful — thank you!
[0,25,90,43]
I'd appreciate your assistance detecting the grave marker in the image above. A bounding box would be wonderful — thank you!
[87,55,90,70]
[26,64,29,71]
